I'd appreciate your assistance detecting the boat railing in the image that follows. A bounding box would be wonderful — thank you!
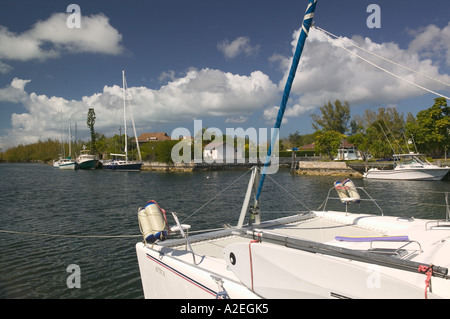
[321,186,384,216]
[369,239,423,257]
[424,192,450,230]
[425,220,450,230]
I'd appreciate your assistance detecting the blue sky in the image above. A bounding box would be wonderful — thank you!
[0,0,449,150]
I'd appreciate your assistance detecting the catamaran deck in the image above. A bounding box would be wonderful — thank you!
[139,209,450,299]
[161,212,386,259]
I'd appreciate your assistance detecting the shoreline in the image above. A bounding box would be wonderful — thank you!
[3,160,449,180]
[294,161,363,177]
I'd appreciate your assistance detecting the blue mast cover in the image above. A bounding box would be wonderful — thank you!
[256,0,318,201]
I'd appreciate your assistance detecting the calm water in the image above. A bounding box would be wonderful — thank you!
[0,163,448,299]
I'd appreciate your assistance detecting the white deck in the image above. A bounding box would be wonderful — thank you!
[178,214,384,259]
[137,209,450,299]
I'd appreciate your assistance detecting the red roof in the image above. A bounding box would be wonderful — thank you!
[137,132,171,142]
[301,143,315,150]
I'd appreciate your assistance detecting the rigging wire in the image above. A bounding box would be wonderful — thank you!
[265,173,312,211]
[0,229,141,238]
[181,168,253,223]
[312,25,450,100]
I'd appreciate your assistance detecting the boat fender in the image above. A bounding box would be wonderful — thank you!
[138,200,169,243]
[334,178,361,203]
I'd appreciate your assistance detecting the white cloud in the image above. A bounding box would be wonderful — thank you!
[225,116,248,124]
[158,70,177,83]
[263,25,450,123]
[0,61,13,74]
[408,22,450,66]
[0,68,279,150]
[0,12,124,62]
[217,36,260,59]
[0,78,31,103]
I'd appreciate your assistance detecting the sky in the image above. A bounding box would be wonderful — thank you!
[0,0,449,151]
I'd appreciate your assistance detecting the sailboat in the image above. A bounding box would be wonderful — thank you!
[135,0,450,299]
[103,71,142,171]
[59,123,77,170]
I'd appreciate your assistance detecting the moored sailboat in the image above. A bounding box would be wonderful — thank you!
[59,123,77,170]
[103,71,142,171]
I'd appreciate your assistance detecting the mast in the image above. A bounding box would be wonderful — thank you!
[60,109,64,158]
[255,0,318,202]
[68,122,72,158]
[122,70,142,163]
[122,70,128,161]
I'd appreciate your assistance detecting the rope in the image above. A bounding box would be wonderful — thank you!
[181,168,253,223]
[265,174,312,211]
[249,239,259,292]
[313,25,450,100]
[0,229,141,238]
[418,265,433,299]
[314,26,450,89]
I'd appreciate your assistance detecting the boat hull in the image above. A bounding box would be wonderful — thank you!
[364,167,450,180]
[102,162,142,171]
[77,159,98,169]
[223,241,439,299]
[59,163,77,170]
[135,242,259,299]
[136,211,450,299]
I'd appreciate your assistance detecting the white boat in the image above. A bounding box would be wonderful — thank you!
[53,159,62,168]
[103,70,142,172]
[364,153,450,181]
[58,157,77,170]
[135,166,450,299]
[76,146,98,169]
[58,121,77,170]
[135,0,450,299]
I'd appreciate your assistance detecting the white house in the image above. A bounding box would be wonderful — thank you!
[334,140,363,161]
[203,142,244,163]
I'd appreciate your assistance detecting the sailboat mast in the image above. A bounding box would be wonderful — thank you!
[122,70,128,161]
[256,0,318,202]
[69,122,72,158]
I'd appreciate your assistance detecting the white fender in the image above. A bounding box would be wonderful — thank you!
[334,178,360,203]
[138,201,168,243]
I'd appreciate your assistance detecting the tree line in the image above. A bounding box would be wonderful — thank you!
[281,97,449,160]
[0,134,179,164]
[1,98,448,163]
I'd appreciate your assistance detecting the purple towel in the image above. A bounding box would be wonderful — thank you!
[335,235,409,242]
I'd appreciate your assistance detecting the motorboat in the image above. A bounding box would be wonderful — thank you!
[364,153,450,181]
[76,147,99,169]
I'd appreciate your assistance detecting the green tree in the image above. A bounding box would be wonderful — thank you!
[313,130,345,160]
[405,97,450,158]
[87,108,97,154]
[311,100,351,134]
[351,106,406,158]
[140,140,180,163]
